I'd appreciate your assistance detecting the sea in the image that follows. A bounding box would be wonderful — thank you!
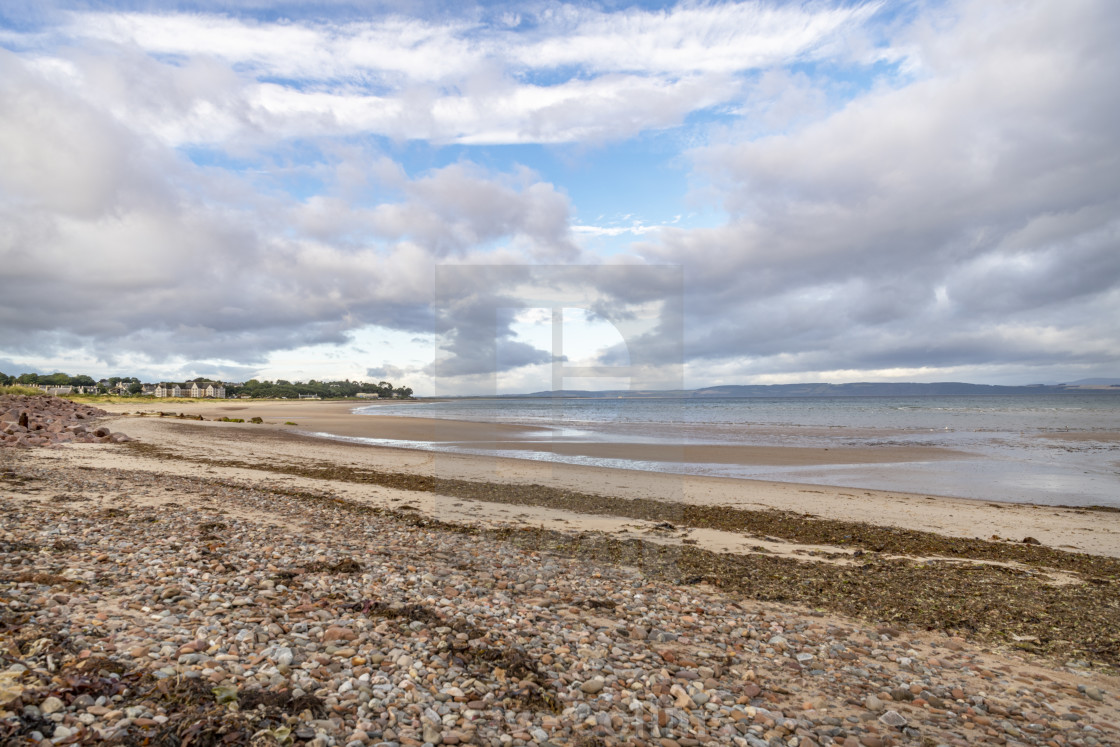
[347,393,1120,507]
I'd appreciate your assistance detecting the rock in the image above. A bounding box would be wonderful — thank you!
[3,422,1111,747]
[670,684,695,709]
[581,677,606,694]
[648,628,678,642]
[324,626,358,642]
[39,696,65,715]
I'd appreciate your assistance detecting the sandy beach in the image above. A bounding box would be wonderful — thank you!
[2,396,1119,746]
[90,399,1120,558]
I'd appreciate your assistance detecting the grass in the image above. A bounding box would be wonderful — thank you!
[65,394,204,404]
[0,385,46,396]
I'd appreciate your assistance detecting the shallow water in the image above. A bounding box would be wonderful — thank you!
[346,394,1120,507]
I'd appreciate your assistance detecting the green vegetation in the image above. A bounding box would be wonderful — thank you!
[0,385,46,396]
[228,378,412,400]
[0,371,138,395]
[0,370,413,400]
[1,371,94,387]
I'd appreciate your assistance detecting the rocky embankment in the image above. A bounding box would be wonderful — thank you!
[1,452,1117,747]
[0,396,131,449]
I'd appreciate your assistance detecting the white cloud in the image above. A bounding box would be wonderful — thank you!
[4,2,885,147]
[515,1,880,74]
[636,0,1120,380]
[0,45,586,379]
[3,0,1119,389]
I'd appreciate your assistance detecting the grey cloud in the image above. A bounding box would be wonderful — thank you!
[0,48,583,377]
[292,163,579,260]
[432,286,552,379]
[366,364,406,380]
[630,0,1120,379]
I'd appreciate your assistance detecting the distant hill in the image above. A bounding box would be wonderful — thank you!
[510,381,1119,398]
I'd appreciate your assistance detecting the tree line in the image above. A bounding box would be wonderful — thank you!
[0,372,412,399]
[228,379,412,399]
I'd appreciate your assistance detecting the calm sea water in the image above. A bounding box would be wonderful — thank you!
[350,394,1120,507]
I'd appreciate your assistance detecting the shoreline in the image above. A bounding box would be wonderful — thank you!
[89,397,1120,509]
[2,400,1119,745]
[88,399,1120,555]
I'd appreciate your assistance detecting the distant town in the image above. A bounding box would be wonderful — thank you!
[0,372,413,400]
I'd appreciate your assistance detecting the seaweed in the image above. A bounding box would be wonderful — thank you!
[304,557,361,574]
[350,599,443,626]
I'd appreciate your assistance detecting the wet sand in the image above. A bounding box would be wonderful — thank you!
[86,399,1120,558]
[100,399,968,466]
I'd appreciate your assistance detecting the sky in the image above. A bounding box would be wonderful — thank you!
[1,0,1118,395]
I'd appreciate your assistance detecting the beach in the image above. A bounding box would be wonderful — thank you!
[2,397,1119,745]
[89,398,1120,556]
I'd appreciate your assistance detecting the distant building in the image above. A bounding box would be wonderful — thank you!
[36,384,97,395]
[154,382,226,398]
[154,383,181,398]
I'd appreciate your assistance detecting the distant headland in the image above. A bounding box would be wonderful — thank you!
[507,380,1120,399]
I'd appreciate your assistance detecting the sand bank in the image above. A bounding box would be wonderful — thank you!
[86,399,1120,558]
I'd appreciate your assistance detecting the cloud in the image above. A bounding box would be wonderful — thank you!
[2,2,883,147]
[632,0,1120,381]
[0,45,585,379]
[366,364,407,381]
[3,0,1118,391]
[512,1,879,74]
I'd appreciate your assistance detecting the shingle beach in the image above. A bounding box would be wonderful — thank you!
[1,398,1118,746]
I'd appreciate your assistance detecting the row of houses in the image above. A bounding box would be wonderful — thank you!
[32,381,400,400]
[34,382,228,398]
[36,385,100,396]
[153,382,227,398]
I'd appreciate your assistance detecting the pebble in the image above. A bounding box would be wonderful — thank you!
[1,447,1118,747]
[0,395,132,449]
[580,677,606,694]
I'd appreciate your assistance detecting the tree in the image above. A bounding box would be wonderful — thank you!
[128,382,143,395]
